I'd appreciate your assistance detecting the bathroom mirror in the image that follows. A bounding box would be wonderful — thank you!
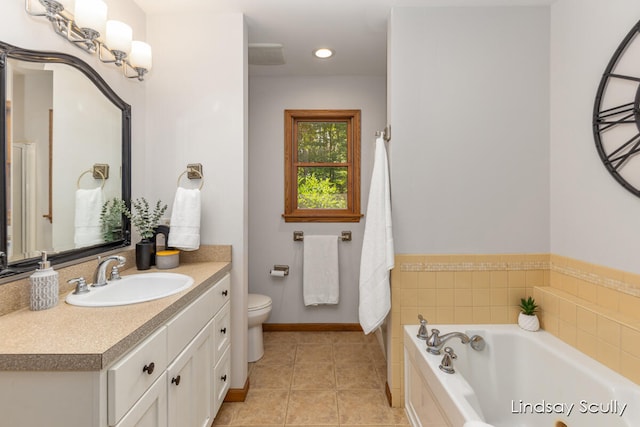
[0,41,131,277]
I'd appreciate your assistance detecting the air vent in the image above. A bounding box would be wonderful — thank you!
[248,43,285,66]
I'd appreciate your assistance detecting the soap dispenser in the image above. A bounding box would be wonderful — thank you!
[29,251,59,311]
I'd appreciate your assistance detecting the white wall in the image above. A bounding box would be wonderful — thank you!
[389,6,551,255]
[550,0,640,273]
[248,75,386,323]
[145,12,249,390]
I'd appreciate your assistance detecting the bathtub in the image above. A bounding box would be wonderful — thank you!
[403,324,640,427]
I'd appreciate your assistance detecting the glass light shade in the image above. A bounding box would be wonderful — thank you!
[129,41,152,70]
[105,20,132,54]
[74,0,107,36]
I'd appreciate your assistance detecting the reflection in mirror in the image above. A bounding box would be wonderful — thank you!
[0,41,131,277]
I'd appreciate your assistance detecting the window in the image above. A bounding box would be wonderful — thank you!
[283,109,362,222]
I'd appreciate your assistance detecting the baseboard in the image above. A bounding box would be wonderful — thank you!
[223,378,250,402]
[262,323,363,332]
[385,381,392,407]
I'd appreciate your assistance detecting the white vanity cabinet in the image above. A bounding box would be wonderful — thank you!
[0,271,231,427]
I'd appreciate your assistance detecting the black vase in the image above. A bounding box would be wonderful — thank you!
[136,239,155,270]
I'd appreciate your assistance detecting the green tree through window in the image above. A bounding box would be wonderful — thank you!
[283,110,361,222]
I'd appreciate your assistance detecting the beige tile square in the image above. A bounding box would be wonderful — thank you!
[541,313,558,335]
[525,270,545,287]
[597,315,621,347]
[337,390,395,425]
[454,307,473,324]
[491,271,509,288]
[508,288,526,307]
[417,289,437,307]
[436,289,454,307]
[286,390,338,425]
[472,271,491,289]
[490,306,509,323]
[490,288,508,306]
[400,288,419,307]
[577,281,597,304]
[558,320,577,346]
[576,330,597,359]
[259,343,297,365]
[417,272,437,289]
[472,289,491,307]
[454,289,473,307]
[541,291,558,315]
[620,351,640,385]
[335,364,382,389]
[250,364,293,390]
[619,294,640,322]
[334,343,373,365]
[473,307,492,323]
[596,339,620,371]
[297,332,336,344]
[233,390,289,425]
[296,344,334,364]
[397,271,418,289]
[558,298,577,325]
[576,307,597,335]
[436,307,455,323]
[292,363,335,390]
[597,286,620,311]
[263,331,300,345]
[454,271,473,289]
[436,272,455,289]
[508,271,526,288]
[621,325,640,358]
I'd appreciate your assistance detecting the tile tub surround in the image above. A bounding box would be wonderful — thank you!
[389,253,640,408]
[213,330,410,426]
[0,245,231,371]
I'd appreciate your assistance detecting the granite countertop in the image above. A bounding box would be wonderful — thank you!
[0,261,231,372]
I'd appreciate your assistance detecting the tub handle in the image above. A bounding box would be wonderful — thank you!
[470,335,486,351]
[439,347,457,374]
[417,314,428,340]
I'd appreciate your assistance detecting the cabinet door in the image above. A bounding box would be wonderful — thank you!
[115,373,167,427]
[167,320,213,427]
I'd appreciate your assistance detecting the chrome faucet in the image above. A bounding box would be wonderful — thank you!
[93,255,126,287]
[439,347,457,374]
[426,329,470,355]
[417,314,429,340]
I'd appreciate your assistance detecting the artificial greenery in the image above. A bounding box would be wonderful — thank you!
[519,297,538,316]
[125,197,168,240]
[100,198,128,242]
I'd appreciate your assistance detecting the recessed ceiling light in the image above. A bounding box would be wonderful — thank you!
[313,48,334,59]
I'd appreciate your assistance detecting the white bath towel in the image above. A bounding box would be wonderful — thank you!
[167,187,201,251]
[358,136,394,334]
[303,235,339,306]
[74,187,105,247]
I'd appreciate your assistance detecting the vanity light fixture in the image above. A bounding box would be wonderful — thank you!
[313,47,334,59]
[24,0,151,81]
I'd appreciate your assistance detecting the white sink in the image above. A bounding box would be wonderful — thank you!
[65,272,194,307]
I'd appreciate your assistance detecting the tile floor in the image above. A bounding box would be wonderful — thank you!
[212,330,410,426]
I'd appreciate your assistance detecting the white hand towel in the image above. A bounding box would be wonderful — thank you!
[167,187,201,251]
[359,136,394,334]
[74,187,105,247]
[303,235,339,306]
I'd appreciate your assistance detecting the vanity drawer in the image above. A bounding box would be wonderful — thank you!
[213,301,230,363]
[108,326,168,426]
[212,273,231,314]
[213,346,230,414]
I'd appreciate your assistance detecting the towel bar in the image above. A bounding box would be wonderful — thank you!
[293,231,351,242]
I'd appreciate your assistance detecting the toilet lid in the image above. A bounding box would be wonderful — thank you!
[248,293,272,311]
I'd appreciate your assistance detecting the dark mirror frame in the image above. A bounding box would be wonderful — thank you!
[0,41,131,278]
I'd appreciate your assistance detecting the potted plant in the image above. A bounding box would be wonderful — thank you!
[518,296,539,332]
[100,198,128,243]
[124,198,167,270]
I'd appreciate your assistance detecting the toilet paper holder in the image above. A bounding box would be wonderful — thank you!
[270,265,289,276]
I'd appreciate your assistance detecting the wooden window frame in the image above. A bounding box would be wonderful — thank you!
[283,109,362,223]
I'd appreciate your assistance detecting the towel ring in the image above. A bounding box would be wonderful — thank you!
[177,168,204,190]
[77,169,105,190]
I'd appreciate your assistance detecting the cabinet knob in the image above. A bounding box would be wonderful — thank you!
[220,374,227,382]
[220,327,227,334]
[222,289,228,297]
[171,375,181,386]
[142,362,155,375]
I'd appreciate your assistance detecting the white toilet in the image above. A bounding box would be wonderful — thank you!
[247,293,272,362]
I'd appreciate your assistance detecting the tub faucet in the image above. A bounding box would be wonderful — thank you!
[426,329,470,355]
[417,314,429,340]
[93,255,126,287]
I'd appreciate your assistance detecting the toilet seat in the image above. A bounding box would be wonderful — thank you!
[248,293,272,311]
